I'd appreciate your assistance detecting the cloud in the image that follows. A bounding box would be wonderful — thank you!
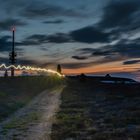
[79,38,140,58]
[98,0,140,32]
[18,40,41,46]
[70,26,111,43]
[92,50,111,56]
[0,56,37,66]
[17,58,38,66]
[62,56,121,69]
[62,62,94,69]
[0,0,87,22]
[32,0,140,47]
[43,19,65,24]
[0,35,37,49]
[64,54,124,69]
[21,3,85,19]
[75,38,140,66]
[22,24,114,45]
[23,35,47,45]
[0,57,8,64]
[47,33,71,43]
[24,33,72,44]
[123,60,140,65]
[0,19,27,31]
[72,56,88,60]
[78,47,112,56]
[109,39,140,58]
[23,25,111,45]
[0,35,24,52]
[0,36,14,52]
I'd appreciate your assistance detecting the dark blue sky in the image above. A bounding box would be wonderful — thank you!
[0,0,140,80]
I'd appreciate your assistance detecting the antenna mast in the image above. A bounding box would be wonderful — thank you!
[9,27,17,77]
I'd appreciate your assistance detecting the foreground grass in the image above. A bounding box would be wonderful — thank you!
[0,75,65,122]
[1,111,40,135]
[51,78,140,140]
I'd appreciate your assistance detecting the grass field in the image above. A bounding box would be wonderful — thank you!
[51,78,140,140]
[0,76,140,139]
[0,76,64,122]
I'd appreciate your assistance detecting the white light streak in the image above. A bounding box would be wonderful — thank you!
[0,64,65,77]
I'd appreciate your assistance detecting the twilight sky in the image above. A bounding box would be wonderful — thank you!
[0,0,140,80]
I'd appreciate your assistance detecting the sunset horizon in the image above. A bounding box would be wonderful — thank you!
[0,0,140,81]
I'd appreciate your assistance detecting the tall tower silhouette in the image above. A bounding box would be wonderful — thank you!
[9,27,17,77]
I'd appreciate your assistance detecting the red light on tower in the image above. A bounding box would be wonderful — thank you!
[12,27,15,32]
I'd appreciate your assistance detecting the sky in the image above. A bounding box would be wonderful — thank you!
[0,0,140,80]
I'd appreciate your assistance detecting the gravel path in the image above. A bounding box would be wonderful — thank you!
[0,86,64,140]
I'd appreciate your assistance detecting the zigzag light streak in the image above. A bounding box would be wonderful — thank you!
[0,64,64,77]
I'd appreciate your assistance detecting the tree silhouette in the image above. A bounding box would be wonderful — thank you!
[57,64,62,74]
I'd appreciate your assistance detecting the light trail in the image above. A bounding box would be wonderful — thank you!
[0,64,65,77]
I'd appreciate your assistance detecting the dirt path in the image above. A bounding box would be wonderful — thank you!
[0,86,64,140]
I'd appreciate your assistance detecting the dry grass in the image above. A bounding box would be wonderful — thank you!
[0,76,64,122]
[51,78,140,140]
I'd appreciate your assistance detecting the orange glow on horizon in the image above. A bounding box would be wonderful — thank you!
[62,62,140,75]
